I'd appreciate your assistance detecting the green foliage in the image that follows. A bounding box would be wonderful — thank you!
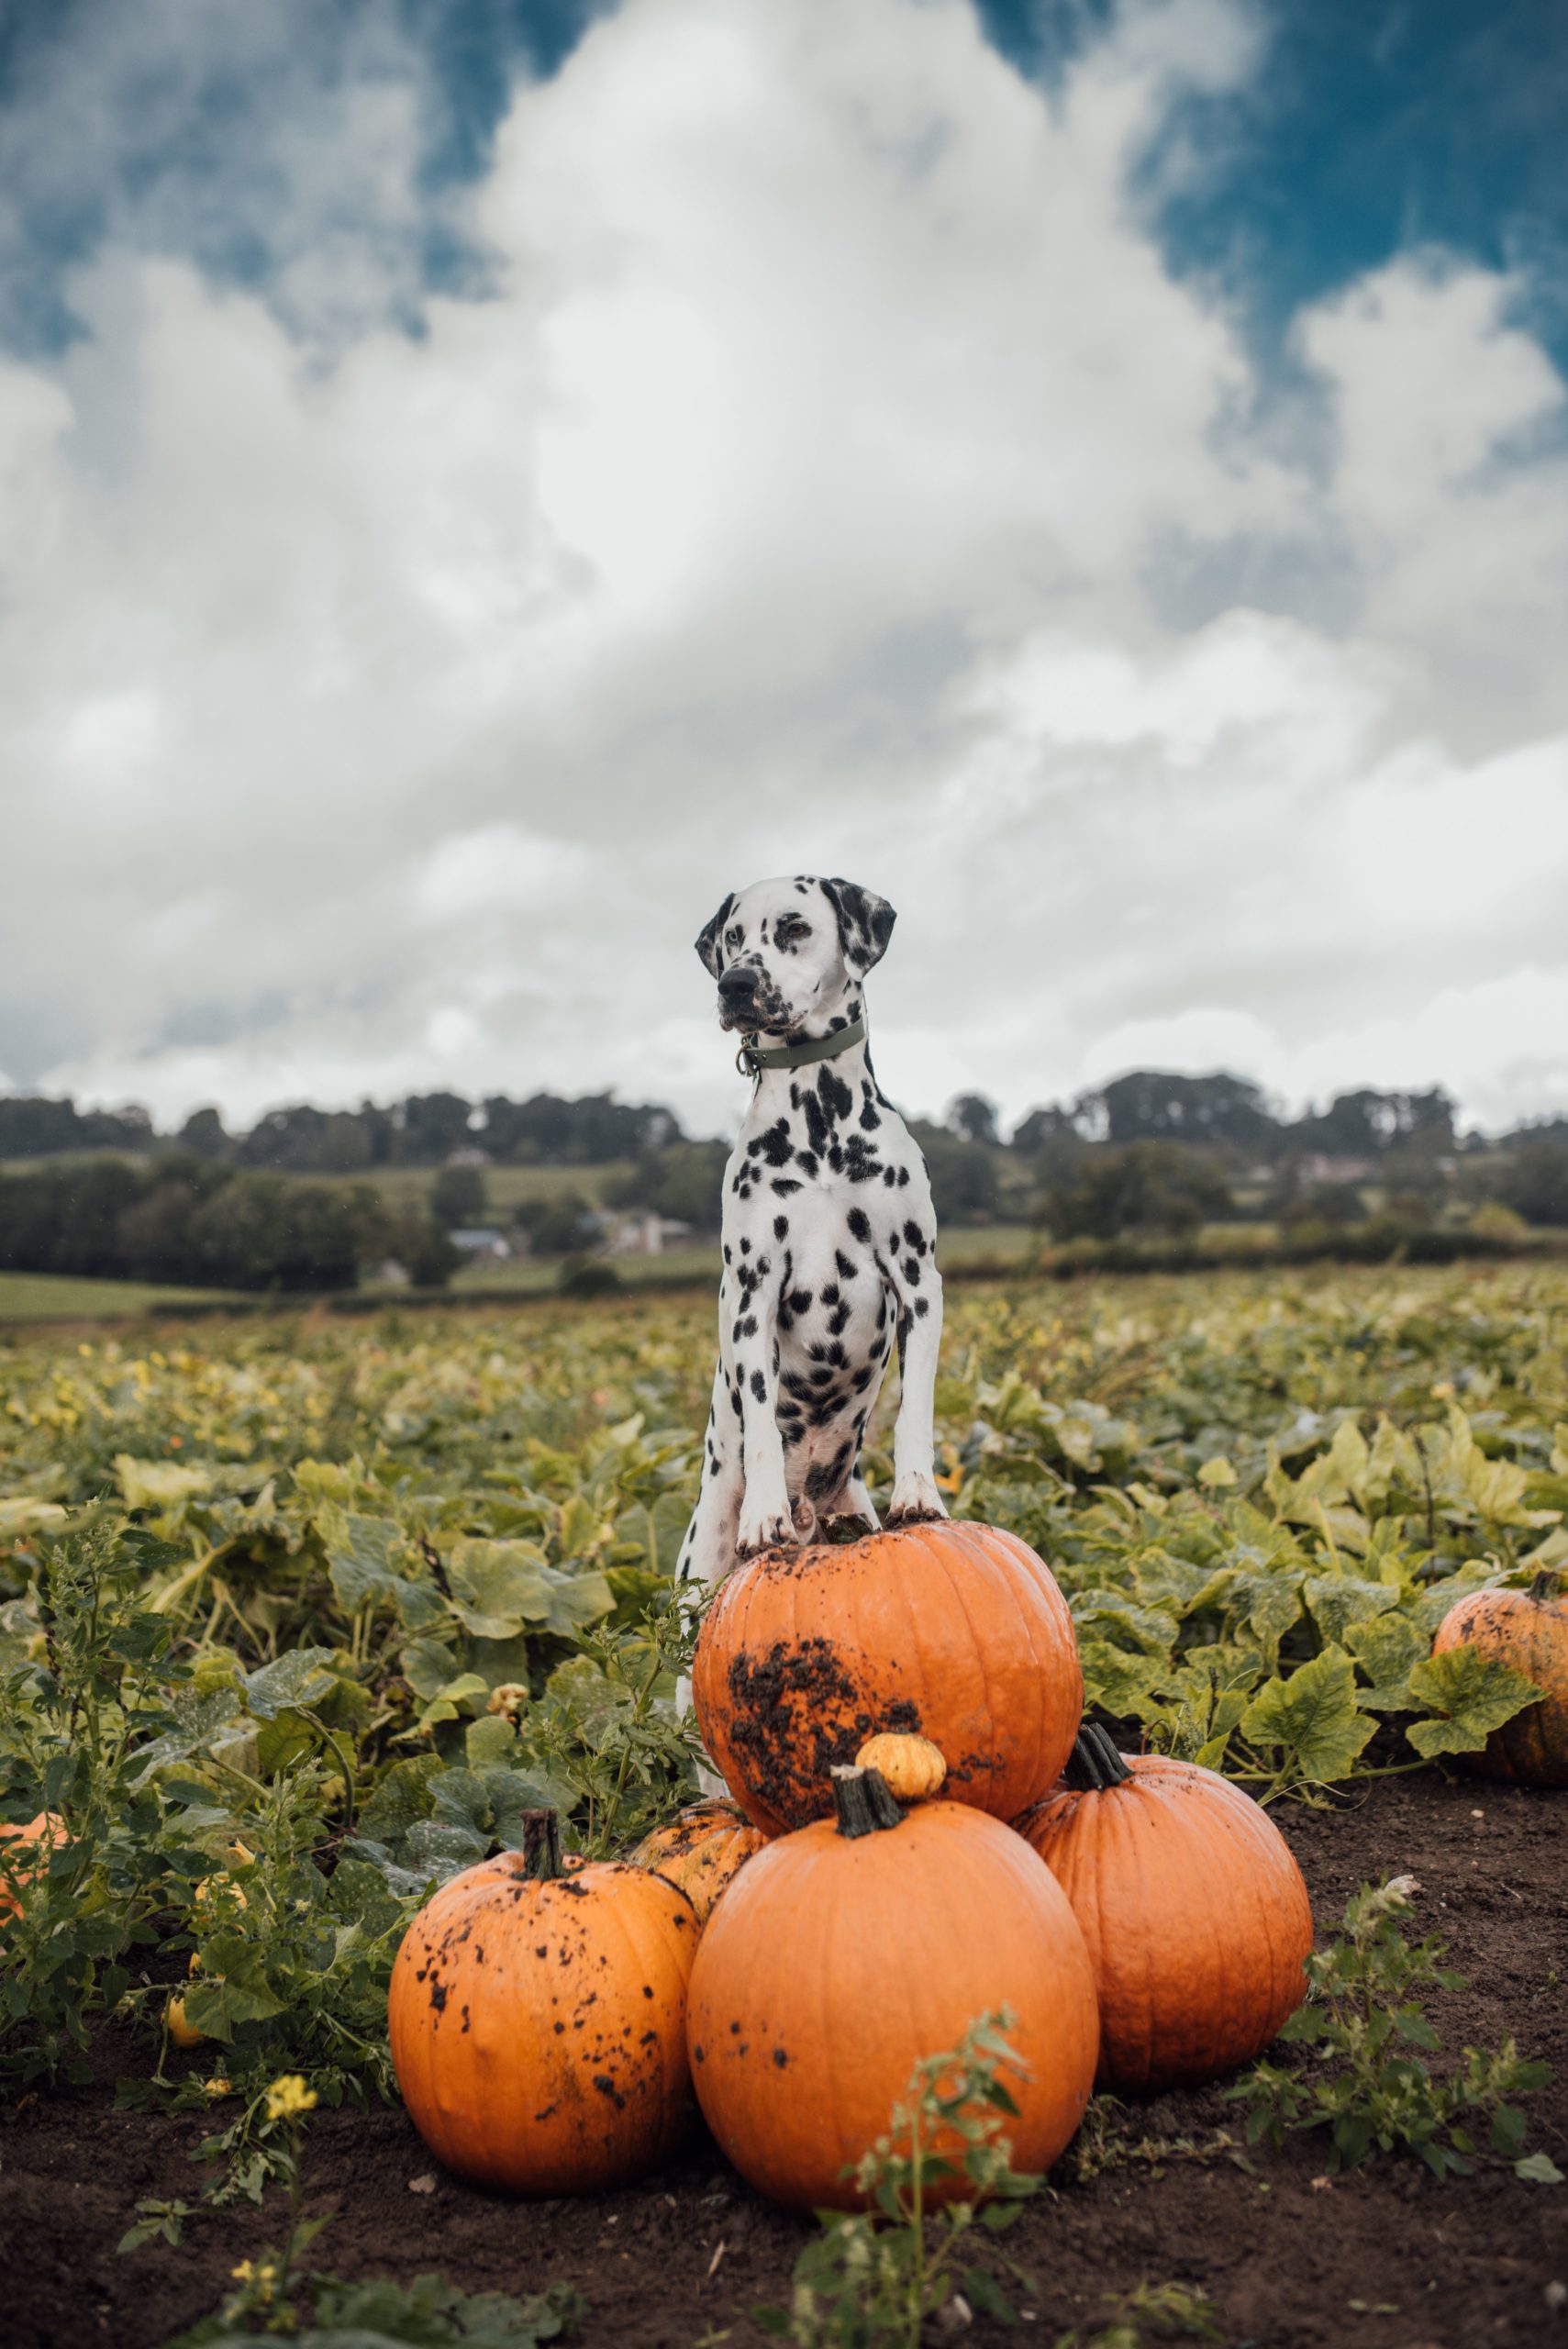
[605,1140,728,1230]
[1233,1877,1562,2180]
[1044,1141,1234,1242]
[3,1264,1568,2152]
[756,2012,1040,2349]
[1238,1647,1373,1795]
[1403,1645,1544,1758]
[169,2274,586,2348]
[0,1157,453,1294]
[429,1164,487,1230]
[118,2198,198,2254]
[1053,2279,1226,2349]
[0,1518,198,2081]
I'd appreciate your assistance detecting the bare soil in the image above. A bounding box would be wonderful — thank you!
[2,1772,1564,2349]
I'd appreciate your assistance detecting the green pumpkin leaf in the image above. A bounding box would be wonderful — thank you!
[449,1538,614,1640]
[1345,1613,1427,1711]
[1405,1646,1544,1757]
[317,1504,406,1610]
[240,1647,338,1720]
[1304,1574,1401,1648]
[1240,1647,1373,1786]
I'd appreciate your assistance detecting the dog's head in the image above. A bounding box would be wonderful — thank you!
[695,874,896,1036]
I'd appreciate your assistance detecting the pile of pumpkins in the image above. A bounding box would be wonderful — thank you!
[388,1524,1568,2210]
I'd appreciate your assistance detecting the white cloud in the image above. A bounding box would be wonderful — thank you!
[2,0,1566,1141]
[413,827,592,923]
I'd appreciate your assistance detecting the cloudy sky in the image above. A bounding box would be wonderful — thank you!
[2,0,1565,1141]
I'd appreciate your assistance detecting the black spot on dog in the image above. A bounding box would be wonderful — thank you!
[848,1207,871,1242]
[751,1369,766,1403]
[773,1215,790,1240]
[835,1250,856,1280]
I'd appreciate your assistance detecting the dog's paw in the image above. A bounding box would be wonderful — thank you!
[886,1473,949,1527]
[737,1500,798,1558]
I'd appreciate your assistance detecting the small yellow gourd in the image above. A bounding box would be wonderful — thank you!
[853,1731,947,1802]
[166,1995,207,2048]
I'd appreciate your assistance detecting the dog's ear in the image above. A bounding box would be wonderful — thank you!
[695,892,737,978]
[820,878,896,976]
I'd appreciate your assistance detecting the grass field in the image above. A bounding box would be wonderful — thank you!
[0,1271,248,1322]
[0,1224,1042,1319]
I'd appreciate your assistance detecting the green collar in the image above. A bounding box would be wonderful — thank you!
[736,1015,866,1080]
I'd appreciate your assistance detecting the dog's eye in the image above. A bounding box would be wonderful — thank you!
[725,926,742,947]
[776,918,809,944]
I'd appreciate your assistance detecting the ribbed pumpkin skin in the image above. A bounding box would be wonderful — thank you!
[693,1521,1082,1834]
[632,1801,768,1924]
[686,1801,1098,2210]
[1016,1757,1313,2093]
[1432,1585,1568,1787]
[388,1853,697,2194]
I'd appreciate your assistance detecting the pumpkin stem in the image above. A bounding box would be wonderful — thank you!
[829,1765,905,1838]
[1529,1566,1563,1605]
[519,1809,565,1880]
[1063,1722,1133,1792]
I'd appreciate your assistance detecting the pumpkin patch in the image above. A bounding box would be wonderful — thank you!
[6,1273,1566,2340]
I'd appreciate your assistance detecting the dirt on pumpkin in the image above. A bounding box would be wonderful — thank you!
[2,1772,1564,2349]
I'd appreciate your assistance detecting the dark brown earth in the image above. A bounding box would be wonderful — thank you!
[2,1772,1564,2349]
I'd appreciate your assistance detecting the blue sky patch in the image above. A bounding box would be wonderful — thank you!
[0,0,1562,365]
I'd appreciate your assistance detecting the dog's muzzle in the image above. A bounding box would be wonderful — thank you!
[717,969,761,1028]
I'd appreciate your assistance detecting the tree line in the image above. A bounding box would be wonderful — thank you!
[2,1071,1565,1289]
[5,1069,1560,1174]
[0,1088,682,1174]
[0,1159,456,1293]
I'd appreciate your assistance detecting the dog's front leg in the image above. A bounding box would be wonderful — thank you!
[731,1270,796,1557]
[887,1269,949,1526]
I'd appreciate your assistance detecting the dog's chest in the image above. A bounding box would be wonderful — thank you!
[728,1063,910,1210]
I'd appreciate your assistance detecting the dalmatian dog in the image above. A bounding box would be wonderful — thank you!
[676,874,948,1620]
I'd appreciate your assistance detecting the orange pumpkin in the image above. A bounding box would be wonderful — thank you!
[1015,1725,1313,2093]
[0,1811,65,1926]
[631,1800,768,1925]
[389,1810,697,2194]
[686,1765,1098,2210]
[693,1520,1082,1834]
[1431,1570,1568,1787]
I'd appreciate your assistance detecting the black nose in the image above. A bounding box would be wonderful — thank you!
[717,967,756,1004]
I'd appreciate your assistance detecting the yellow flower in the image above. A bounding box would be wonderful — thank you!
[230,2261,255,2284]
[203,2076,233,2098]
[264,2073,317,2121]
